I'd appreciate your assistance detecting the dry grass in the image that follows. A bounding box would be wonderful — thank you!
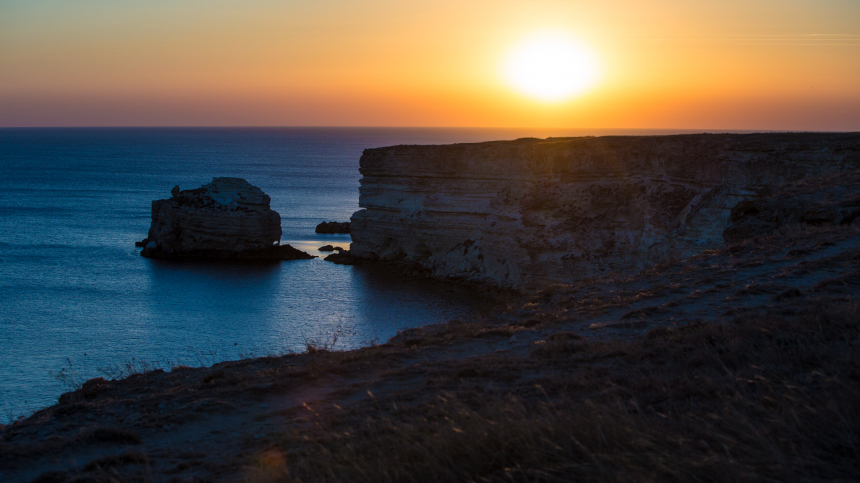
[390,317,496,349]
[245,297,860,482]
[32,450,151,483]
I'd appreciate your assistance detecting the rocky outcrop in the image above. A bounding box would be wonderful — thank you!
[350,133,860,289]
[723,169,860,244]
[141,177,313,260]
[324,250,359,265]
[315,221,351,234]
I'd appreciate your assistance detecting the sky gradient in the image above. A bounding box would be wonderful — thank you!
[1,0,858,129]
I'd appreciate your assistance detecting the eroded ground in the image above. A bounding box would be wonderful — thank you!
[2,218,860,481]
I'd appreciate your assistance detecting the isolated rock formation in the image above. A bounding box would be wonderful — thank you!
[315,221,351,234]
[140,177,313,260]
[350,133,860,289]
[324,250,359,265]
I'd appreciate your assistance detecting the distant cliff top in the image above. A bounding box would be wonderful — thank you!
[360,132,860,172]
[365,132,860,150]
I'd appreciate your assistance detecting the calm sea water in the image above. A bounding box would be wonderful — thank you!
[0,126,716,416]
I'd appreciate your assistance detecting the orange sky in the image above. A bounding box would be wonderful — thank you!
[1,0,858,129]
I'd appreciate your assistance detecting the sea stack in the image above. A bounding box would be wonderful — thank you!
[139,177,314,260]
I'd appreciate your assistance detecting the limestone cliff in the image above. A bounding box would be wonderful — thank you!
[141,177,312,260]
[350,133,860,289]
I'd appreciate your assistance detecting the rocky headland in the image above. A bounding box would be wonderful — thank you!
[3,134,860,482]
[351,133,860,288]
[139,177,313,260]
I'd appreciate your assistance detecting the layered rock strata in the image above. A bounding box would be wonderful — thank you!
[141,177,313,260]
[350,133,860,289]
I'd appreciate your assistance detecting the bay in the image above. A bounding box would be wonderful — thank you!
[0,126,711,416]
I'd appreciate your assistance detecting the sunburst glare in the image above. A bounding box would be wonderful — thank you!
[503,32,601,102]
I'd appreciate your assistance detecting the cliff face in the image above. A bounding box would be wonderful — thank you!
[350,133,860,289]
[142,177,310,259]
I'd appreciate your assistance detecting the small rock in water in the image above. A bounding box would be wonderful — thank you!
[324,250,358,265]
[319,245,335,252]
[315,221,350,234]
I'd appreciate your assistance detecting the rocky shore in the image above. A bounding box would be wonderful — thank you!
[4,206,859,481]
[2,134,859,482]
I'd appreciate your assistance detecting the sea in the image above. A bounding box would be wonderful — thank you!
[0,126,715,418]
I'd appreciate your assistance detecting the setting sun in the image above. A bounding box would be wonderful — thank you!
[502,32,602,102]
[1,0,857,129]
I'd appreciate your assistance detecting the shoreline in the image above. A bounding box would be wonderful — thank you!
[4,132,860,480]
[2,215,859,481]
[1,256,498,420]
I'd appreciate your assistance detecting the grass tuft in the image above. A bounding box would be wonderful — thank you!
[79,426,143,445]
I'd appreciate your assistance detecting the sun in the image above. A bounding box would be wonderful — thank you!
[503,32,601,102]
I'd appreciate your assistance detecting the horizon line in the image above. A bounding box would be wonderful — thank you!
[1,126,857,133]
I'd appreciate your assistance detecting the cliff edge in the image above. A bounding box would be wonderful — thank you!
[4,138,860,482]
[351,133,860,288]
